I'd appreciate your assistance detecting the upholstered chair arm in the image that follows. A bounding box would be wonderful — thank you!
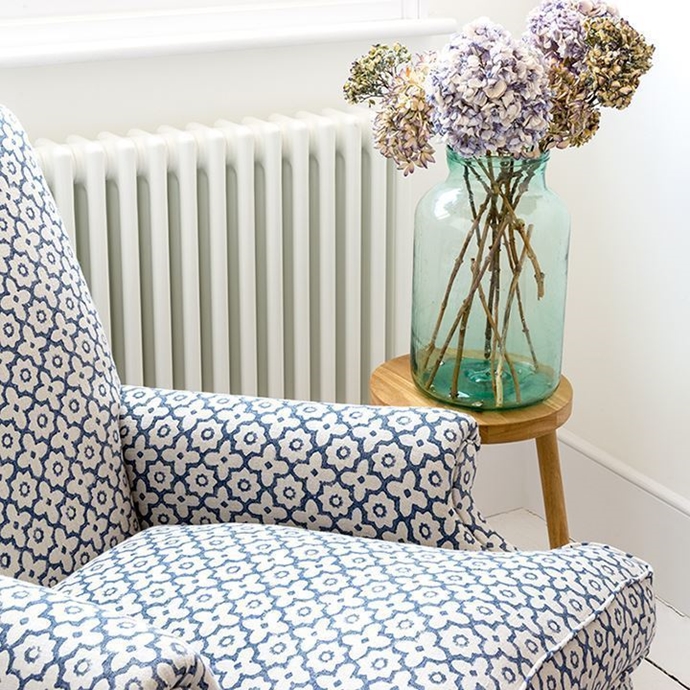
[119,385,511,551]
[0,575,220,689]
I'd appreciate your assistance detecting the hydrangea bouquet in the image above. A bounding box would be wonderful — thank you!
[344,0,654,408]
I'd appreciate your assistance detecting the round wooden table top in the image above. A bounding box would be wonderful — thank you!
[369,355,573,445]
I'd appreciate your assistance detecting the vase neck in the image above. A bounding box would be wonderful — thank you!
[446,148,549,187]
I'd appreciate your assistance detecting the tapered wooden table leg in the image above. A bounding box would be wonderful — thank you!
[536,431,570,548]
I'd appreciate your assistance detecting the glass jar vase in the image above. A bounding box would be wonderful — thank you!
[411,148,570,410]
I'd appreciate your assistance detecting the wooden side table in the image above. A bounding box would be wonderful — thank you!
[369,354,573,549]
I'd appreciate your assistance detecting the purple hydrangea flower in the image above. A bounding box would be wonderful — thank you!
[526,0,619,73]
[576,0,619,18]
[426,18,551,158]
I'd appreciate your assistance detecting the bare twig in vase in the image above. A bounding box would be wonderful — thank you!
[418,194,492,372]
[430,211,509,395]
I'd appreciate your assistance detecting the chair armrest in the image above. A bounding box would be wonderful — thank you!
[0,575,220,689]
[119,385,510,551]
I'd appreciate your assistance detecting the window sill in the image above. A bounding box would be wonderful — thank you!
[0,14,456,67]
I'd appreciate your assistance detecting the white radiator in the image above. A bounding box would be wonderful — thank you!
[35,110,409,404]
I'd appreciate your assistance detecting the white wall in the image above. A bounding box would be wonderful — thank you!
[551,0,689,500]
[0,42,404,142]
[429,0,531,35]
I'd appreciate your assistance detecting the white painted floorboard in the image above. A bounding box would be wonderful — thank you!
[648,600,690,688]
[487,509,690,690]
[634,660,683,689]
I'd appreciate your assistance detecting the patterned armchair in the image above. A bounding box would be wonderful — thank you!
[0,105,655,689]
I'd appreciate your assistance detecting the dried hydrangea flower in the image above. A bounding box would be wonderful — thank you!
[343,43,411,106]
[344,2,653,166]
[526,0,617,73]
[373,55,436,175]
[542,64,601,148]
[577,0,619,18]
[427,18,552,158]
[585,17,655,109]
[526,0,652,150]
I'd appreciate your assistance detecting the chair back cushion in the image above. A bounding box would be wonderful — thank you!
[0,106,138,586]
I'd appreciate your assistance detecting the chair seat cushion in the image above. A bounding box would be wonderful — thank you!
[56,523,655,690]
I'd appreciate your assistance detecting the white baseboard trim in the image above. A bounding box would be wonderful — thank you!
[535,430,690,617]
[558,429,690,519]
[470,429,690,615]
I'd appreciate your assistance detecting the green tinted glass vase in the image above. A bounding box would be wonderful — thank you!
[411,149,570,410]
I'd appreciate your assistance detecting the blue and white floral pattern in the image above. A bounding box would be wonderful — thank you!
[0,106,138,587]
[0,575,219,689]
[120,385,510,551]
[57,522,656,690]
[0,103,657,690]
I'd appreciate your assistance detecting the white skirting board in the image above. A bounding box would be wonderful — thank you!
[513,429,690,618]
[470,429,690,617]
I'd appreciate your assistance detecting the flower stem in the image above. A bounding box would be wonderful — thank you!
[504,223,540,368]
[476,279,522,404]
[436,211,510,396]
[419,193,492,373]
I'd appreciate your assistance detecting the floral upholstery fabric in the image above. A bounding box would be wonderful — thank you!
[0,106,138,587]
[0,575,219,689]
[0,103,658,690]
[120,385,510,551]
[57,522,656,690]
